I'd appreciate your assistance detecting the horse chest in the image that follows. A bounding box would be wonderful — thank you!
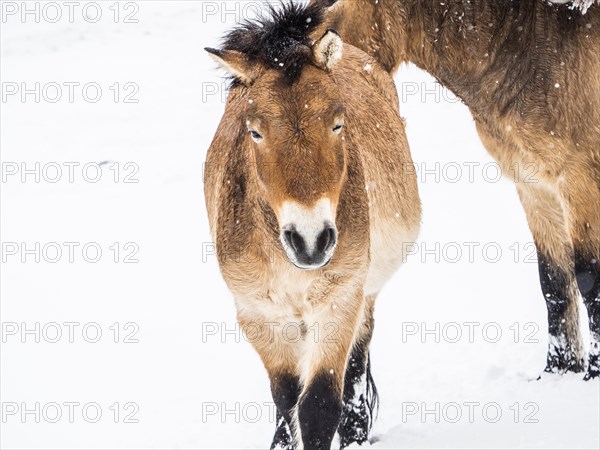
[236,260,331,325]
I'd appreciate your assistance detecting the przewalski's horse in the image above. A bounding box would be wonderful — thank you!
[315,0,600,379]
[204,3,420,448]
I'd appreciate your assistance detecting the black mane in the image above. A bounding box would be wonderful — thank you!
[221,1,326,83]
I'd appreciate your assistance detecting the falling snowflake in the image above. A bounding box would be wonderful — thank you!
[571,0,599,13]
[548,0,599,14]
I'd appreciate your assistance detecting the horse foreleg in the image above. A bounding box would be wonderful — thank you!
[576,250,600,380]
[296,287,365,450]
[562,172,600,379]
[270,373,301,449]
[517,184,585,374]
[338,295,378,449]
[236,316,301,449]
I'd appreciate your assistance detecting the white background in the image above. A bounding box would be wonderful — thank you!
[1,1,599,448]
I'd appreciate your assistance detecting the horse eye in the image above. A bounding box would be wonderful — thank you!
[249,129,263,142]
[333,123,344,134]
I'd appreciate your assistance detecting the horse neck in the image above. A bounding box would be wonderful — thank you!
[386,0,583,115]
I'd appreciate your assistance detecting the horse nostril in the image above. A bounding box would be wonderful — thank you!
[284,229,305,254]
[316,226,337,254]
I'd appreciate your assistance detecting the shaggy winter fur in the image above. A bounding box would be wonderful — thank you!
[315,0,600,378]
[205,2,421,448]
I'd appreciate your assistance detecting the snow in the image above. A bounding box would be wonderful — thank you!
[1,2,598,449]
[549,0,599,13]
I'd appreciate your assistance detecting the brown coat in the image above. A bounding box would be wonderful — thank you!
[316,0,600,377]
[204,3,421,446]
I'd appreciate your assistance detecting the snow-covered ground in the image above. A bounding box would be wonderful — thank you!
[1,2,598,449]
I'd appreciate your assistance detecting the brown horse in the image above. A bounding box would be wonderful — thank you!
[204,3,420,448]
[316,0,600,379]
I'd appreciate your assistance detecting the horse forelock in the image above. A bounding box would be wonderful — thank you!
[221,1,327,84]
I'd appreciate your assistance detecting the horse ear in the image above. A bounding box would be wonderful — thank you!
[205,48,259,85]
[312,29,344,71]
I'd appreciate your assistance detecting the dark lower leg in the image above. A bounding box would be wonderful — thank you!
[297,372,343,450]
[339,350,378,448]
[271,413,294,450]
[270,373,301,450]
[537,250,585,373]
[575,251,600,379]
[338,310,378,448]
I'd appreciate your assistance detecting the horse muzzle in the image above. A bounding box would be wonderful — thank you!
[281,222,337,270]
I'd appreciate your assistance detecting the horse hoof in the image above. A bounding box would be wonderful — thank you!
[544,358,585,375]
[584,353,600,381]
[271,416,294,450]
[583,369,600,381]
[338,408,371,449]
